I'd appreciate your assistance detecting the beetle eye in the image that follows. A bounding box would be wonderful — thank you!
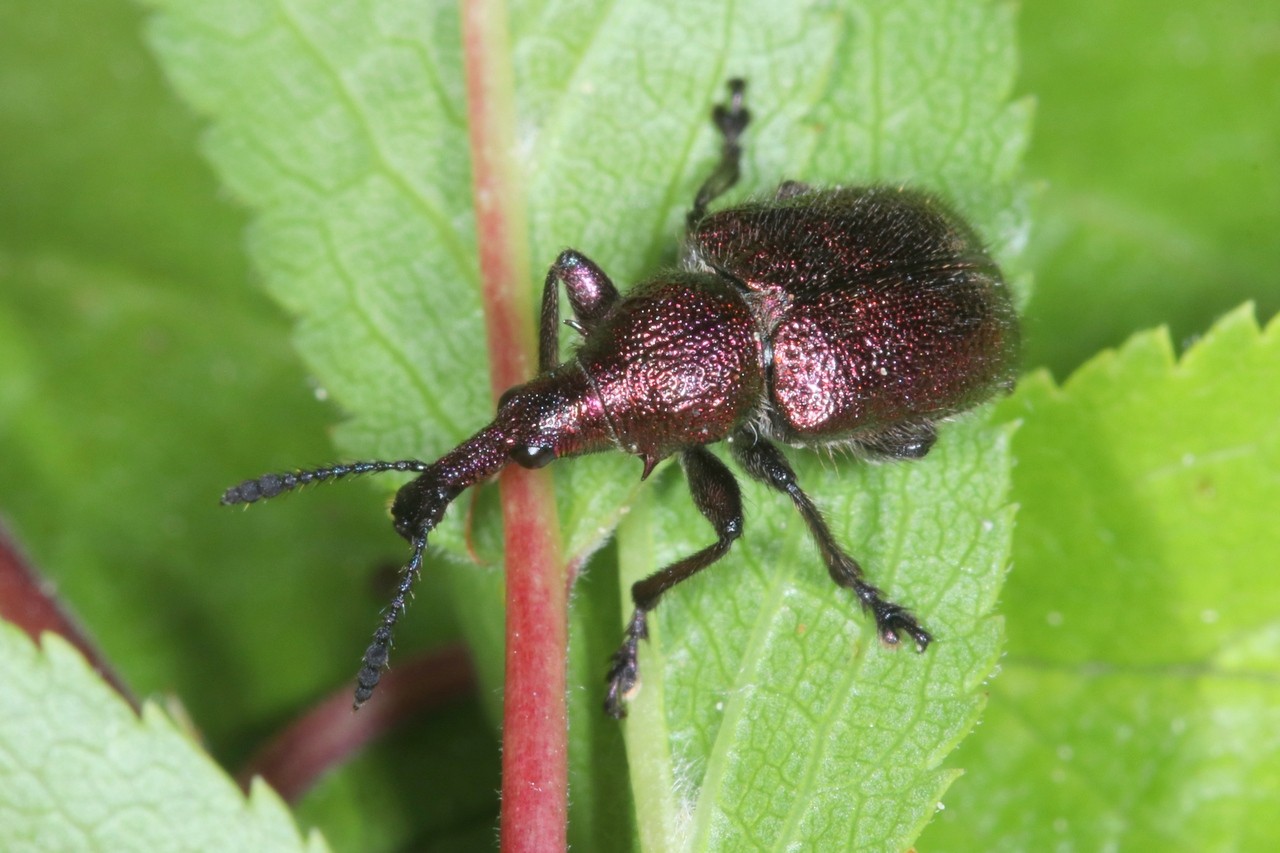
[511,445,555,469]
[497,388,518,410]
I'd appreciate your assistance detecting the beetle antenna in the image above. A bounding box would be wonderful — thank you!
[221,460,431,506]
[353,529,427,708]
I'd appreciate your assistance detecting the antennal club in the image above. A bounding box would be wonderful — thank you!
[224,423,520,707]
[354,531,428,708]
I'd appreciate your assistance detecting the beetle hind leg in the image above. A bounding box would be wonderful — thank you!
[774,180,813,200]
[687,79,751,228]
[605,446,744,718]
[852,421,938,461]
[729,431,933,652]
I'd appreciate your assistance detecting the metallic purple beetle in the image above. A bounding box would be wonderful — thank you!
[224,80,1019,717]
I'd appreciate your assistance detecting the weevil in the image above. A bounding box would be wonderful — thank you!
[223,80,1019,717]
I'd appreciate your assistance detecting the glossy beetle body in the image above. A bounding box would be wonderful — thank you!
[693,185,1018,449]
[499,186,1017,476]
[224,81,1019,717]
[509,272,766,473]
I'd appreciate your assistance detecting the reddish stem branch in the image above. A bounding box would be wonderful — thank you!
[239,644,476,802]
[0,519,137,708]
[461,3,569,851]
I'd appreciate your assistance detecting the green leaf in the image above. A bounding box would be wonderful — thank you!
[923,305,1280,849]
[0,2,498,848]
[622,418,1015,851]
[0,623,325,851]
[137,0,1026,847]
[0,0,408,739]
[1017,0,1280,374]
[6,0,1275,847]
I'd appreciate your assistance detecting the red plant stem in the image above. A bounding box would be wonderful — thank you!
[461,2,569,851]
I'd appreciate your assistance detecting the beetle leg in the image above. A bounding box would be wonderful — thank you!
[774,180,813,200]
[538,250,622,372]
[728,431,933,652]
[687,79,751,228]
[605,445,744,718]
[852,422,938,461]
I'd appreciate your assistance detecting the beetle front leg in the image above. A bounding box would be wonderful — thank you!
[538,250,622,372]
[605,446,744,718]
[729,431,933,652]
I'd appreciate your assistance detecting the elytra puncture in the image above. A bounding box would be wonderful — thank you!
[223,80,1020,718]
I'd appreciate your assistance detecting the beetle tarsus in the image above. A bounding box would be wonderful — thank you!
[871,601,933,653]
[604,611,648,718]
[712,78,749,143]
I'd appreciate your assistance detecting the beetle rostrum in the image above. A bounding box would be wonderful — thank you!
[223,79,1020,718]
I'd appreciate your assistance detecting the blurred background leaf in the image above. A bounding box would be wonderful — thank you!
[0,1,498,849]
[1016,0,1280,374]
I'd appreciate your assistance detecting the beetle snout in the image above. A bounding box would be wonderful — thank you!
[493,368,614,467]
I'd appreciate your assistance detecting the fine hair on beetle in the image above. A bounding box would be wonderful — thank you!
[223,79,1020,718]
